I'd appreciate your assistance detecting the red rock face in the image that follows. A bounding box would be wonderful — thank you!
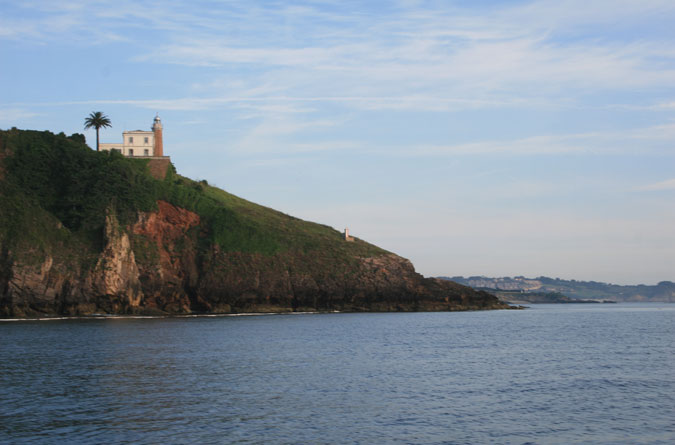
[133,201,200,254]
[131,200,202,313]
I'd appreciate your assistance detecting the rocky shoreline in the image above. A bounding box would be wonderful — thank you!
[0,129,511,318]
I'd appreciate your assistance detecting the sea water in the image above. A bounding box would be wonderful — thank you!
[1,303,673,444]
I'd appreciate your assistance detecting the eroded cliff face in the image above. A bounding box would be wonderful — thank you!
[1,209,142,316]
[93,209,143,307]
[0,200,508,317]
[131,200,201,313]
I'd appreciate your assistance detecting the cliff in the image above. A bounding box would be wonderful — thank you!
[0,128,509,317]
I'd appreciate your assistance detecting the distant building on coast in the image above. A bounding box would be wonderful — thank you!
[343,228,354,242]
[100,114,171,179]
[100,114,165,157]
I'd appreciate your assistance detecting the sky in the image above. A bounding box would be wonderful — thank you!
[1,0,674,285]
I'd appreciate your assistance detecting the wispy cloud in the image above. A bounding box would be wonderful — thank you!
[507,0,675,29]
[7,94,534,113]
[652,101,675,110]
[638,178,675,191]
[8,1,675,113]
[383,122,675,156]
[229,115,351,154]
[0,108,39,123]
[415,133,597,155]
[210,116,675,156]
[143,35,675,110]
[141,1,675,103]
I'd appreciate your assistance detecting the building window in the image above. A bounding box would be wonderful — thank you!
[112,148,121,153]
[144,149,149,156]
[129,149,134,156]
[144,137,149,144]
[129,137,134,144]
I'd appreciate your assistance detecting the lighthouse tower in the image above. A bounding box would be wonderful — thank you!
[152,114,163,157]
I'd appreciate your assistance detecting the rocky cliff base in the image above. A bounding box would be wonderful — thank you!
[1,201,509,317]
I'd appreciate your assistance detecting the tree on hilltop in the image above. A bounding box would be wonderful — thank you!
[84,111,112,151]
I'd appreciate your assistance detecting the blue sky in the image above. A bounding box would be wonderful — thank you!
[1,0,674,284]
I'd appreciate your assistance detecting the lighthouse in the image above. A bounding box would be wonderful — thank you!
[152,114,163,157]
[98,114,171,179]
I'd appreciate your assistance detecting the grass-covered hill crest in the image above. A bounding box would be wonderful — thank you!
[0,128,506,317]
[0,128,386,258]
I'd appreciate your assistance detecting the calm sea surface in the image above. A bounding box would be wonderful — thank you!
[1,303,673,444]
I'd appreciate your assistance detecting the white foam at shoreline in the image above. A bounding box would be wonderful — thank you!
[0,310,341,322]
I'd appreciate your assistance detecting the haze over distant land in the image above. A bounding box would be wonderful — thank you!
[1,1,674,284]
[443,276,675,302]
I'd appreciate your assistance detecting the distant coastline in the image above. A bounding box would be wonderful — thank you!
[439,276,675,303]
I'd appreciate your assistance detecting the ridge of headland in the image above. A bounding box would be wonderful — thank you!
[0,128,510,317]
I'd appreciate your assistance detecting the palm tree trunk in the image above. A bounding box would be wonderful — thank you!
[96,128,100,151]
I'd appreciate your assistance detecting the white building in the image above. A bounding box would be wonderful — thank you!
[100,115,164,157]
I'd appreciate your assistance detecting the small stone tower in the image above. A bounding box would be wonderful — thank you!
[152,114,163,157]
[343,227,354,242]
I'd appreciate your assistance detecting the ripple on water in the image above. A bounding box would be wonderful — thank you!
[1,303,674,444]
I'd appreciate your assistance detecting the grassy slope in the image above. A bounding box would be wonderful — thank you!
[200,183,387,257]
[0,128,388,265]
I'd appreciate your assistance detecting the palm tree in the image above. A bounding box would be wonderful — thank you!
[84,111,112,151]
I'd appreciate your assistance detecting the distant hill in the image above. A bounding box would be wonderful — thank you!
[439,276,675,302]
[0,128,509,317]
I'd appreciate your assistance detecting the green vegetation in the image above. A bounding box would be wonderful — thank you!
[83,111,112,152]
[3,129,158,231]
[0,128,387,260]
